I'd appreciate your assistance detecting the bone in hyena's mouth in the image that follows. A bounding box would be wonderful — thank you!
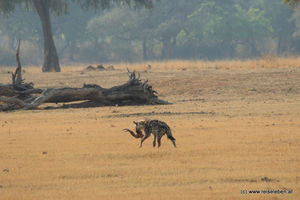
[123,128,144,138]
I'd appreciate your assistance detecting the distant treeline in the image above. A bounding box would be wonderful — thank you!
[0,0,299,65]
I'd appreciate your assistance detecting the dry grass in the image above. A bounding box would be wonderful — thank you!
[114,56,300,71]
[1,56,300,74]
[0,58,300,199]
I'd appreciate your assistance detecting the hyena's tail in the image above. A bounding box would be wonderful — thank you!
[166,130,176,148]
[167,135,176,141]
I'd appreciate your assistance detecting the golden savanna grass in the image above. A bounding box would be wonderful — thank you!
[1,56,300,73]
[0,58,300,199]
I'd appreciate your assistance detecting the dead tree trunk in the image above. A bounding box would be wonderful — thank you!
[0,40,42,111]
[1,69,169,111]
[8,40,37,96]
[12,40,23,85]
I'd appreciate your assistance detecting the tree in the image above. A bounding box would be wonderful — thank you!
[87,0,205,61]
[0,0,154,72]
[0,6,42,65]
[32,0,63,72]
[51,3,95,62]
[152,0,196,60]
[258,0,296,55]
[283,0,300,7]
[178,0,273,59]
[87,7,157,61]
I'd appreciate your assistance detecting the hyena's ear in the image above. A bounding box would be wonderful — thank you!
[133,121,138,125]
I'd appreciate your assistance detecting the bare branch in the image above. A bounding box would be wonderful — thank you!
[12,39,23,85]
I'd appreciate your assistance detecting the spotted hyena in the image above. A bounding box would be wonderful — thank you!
[124,119,176,148]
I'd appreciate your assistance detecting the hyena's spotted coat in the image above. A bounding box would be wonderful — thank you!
[124,119,176,148]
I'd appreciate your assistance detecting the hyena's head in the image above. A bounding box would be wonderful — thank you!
[133,120,146,131]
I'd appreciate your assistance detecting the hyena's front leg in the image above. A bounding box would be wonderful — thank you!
[140,133,151,148]
[153,134,157,147]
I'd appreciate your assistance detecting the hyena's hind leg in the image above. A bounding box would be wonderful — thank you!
[166,131,176,148]
[157,134,162,148]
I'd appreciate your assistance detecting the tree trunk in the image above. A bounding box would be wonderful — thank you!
[142,39,148,61]
[161,37,171,60]
[277,35,283,56]
[12,40,23,85]
[250,38,259,58]
[220,41,229,59]
[33,0,61,72]
[69,41,76,62]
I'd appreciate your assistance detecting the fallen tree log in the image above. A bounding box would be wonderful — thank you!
[0,84,42,97]
[0,69,170,111]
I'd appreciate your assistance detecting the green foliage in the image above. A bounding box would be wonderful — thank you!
[0,0,23,15]
[174,1,273,58]
[185,2,272,42]
[282,0,300,7]
[0,7,41,44]
[292,10,300,38]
